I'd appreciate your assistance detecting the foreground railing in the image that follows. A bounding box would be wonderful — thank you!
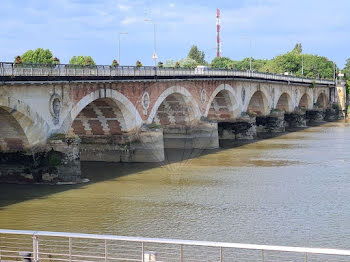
[0,62,335,86]
[0,229,350,262]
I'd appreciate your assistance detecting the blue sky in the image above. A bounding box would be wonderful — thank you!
[1,0,349,67]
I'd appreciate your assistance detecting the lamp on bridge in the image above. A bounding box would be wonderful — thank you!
[144,19,157,66]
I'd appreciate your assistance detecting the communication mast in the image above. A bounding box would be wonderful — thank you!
[216,8,221,57]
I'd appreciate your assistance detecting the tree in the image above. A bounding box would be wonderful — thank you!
[18,48,56,65]
[262,46,335,79]
[136,60,142,67]
[164,60,176,67]
[69,56,96,67]
[292,43,302,54]
[235,58,268,71]
[343,58,350,78]
[211,57,233,69]
[187,45,206,65]
[111,59,119,67]
[157,61,164,68]
[178,57,197,69]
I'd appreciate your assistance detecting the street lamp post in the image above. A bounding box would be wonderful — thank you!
[301,54,304,76]
[118,32,128,65]
[249,39,252,71]
[144,19,157,66]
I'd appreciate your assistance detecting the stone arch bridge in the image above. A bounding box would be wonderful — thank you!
[0,64,345,182]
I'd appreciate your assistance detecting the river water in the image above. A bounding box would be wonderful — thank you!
[1,121,350,249]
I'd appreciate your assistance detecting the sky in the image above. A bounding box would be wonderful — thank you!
[1,0,349,67]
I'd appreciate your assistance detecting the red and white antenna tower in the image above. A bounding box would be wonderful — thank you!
[216,8,221,57]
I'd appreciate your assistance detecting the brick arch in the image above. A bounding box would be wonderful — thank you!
[0,96,48,150]
[316,92,328,109]
[147,86,201,124]
[205,84,240,120]
[298,93,312,109]
[246,90,270,115]
[275,92,293,112]
[61,89,142,134]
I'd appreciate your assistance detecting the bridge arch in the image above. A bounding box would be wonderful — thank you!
[246,90,270,115]
[275,92,293,112]
[298,93,312,109]
[62,89,142,135]
[0,96,48,151]
[205,84,240,120]
[315,92,328,109]
[148,86,201,125]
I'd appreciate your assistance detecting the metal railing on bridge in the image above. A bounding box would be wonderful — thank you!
[0,62,335,86]
[0,229,350,262]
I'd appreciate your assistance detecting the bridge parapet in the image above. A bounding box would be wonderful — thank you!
[0,62,335,86]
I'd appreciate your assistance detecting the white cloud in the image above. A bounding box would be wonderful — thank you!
[118,4,131,11]
[121,16,140,25]
[169,3,175,8]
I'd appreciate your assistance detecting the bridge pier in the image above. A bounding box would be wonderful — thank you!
[218,115,257,141]
[324,107,344,121]
[284,110,307,129]
[256,111,285,136]
[79,127,165,163]
[306,109,326,125]
[0,136,81,184]
[163,121,219,149]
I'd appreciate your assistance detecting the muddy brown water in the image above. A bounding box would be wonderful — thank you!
[1,121,350,249]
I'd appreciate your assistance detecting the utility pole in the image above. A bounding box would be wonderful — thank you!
[118,32,128,65]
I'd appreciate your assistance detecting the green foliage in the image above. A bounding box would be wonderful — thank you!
[164,60,176,67]
[211,57,232,69]
[262,46,335,79]
[69,56,96,67]
[18,48,57,65]
[148,123,162,129]
[310,80,316,88]
[111,59,119,67]
[136,60,142,67]
[49,133,66,141]
[178,57,197,69]
[175,61,181,68]
[211,56,268,71]
[14,55,23,64]
[48,151,62,167]
[157,61,164,68]
[187,45,206,65]
[345,80,350,96]
[292,43,303,54]
[207,43,335,79]
[52,57,60,65]
[343,58,350,79]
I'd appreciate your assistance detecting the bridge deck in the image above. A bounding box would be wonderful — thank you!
[0,62,335,87]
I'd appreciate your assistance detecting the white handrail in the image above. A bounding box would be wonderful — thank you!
[0,62,336,86]
[0,229,350,256]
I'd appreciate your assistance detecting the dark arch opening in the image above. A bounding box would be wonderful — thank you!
[69,98,127,137]
[153,93,194,126]
[276,93,291,112]
[247,91,266,115]
[298,94,309,109]
[207,90,235,120]
[316,93,328,109]
[0,107,29,152]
